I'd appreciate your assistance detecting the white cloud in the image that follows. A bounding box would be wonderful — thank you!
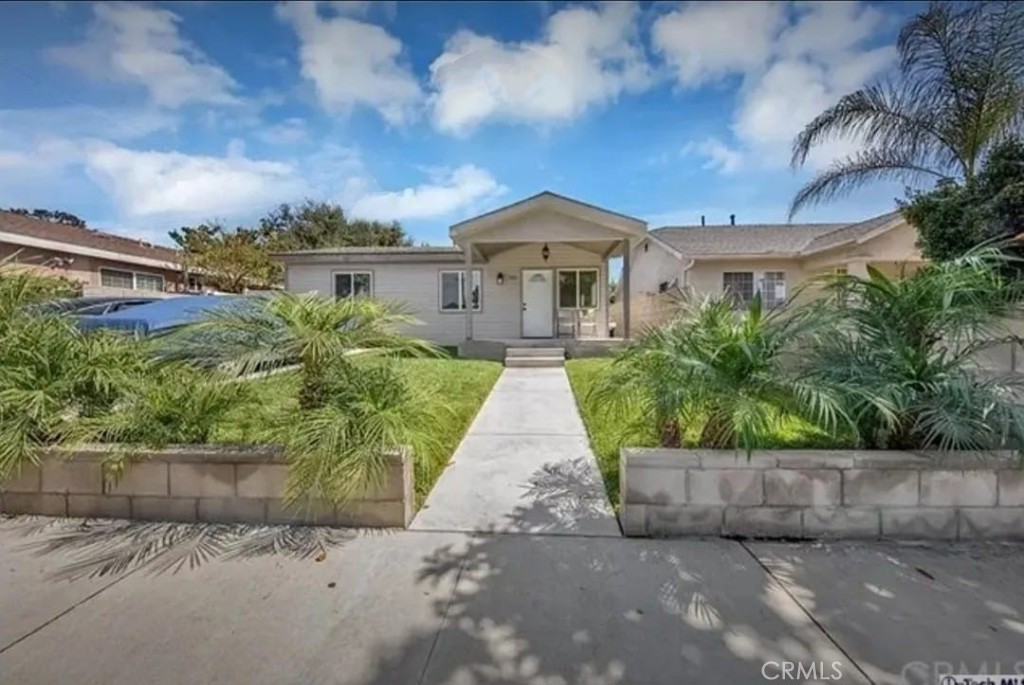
[47,2,240,108]
[0,106,177,142]
[429,1,650,135]
[682,137,743,174]
[255,117,310,145]
[83,143,305,219]
[651,1,786,88]
[349,164,506,221]
[654,1,897,173]
[276,2,421,125]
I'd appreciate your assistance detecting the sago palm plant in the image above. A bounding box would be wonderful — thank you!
[591,293,846,452]
[171,292,441,409]
[270,361,444,506]
[790,1,1024,217]
[806,245,1024,451]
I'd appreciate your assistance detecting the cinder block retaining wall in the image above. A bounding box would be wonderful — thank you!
[620,448,1024,540]
[0,445,413,528]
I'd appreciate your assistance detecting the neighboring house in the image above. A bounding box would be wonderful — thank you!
[274,191,924,349]
[0,210,186,297]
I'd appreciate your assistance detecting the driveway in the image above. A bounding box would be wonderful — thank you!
[1,517,1022,685]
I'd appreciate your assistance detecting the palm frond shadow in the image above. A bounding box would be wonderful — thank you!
[3,516,369,581]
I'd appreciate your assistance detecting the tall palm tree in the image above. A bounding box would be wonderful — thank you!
[790,1,1024,218]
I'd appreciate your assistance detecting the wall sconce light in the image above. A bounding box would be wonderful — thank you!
[541,243,550,262]
[496,272,505,285]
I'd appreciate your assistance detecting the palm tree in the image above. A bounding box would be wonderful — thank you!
[590,293,845,452]
[789,1,1024,217]
[806,245,1024,451]
[172,292,441,409]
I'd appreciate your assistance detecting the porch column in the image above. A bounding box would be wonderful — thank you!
[464,242,474,341]
[621,239,631,340]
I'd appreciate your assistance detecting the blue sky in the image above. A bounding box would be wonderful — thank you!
[0,0,925,247]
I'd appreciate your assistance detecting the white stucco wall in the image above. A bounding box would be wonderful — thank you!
[283,242,608,345]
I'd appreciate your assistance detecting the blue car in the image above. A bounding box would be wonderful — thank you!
[74,295,249,336]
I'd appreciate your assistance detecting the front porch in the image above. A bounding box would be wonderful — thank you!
[448,192,647,346]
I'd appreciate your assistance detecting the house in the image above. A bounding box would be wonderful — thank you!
[627,210,924,329]
[273,191,923,353]
[0,210,186,297]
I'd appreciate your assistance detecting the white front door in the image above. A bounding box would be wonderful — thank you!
[522,269,554,338]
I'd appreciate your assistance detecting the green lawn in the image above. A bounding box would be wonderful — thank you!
[565,358,850,507]
[213,358,502,505]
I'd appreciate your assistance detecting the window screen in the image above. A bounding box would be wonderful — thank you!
[100,269,134,289]
[722,272,754,308]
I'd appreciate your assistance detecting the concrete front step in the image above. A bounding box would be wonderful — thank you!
[505,347,566,358]
[504,356,565,368]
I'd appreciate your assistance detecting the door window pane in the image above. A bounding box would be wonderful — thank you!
[101,269,133,289]
[558,271,578,308]
[578,270,598,308]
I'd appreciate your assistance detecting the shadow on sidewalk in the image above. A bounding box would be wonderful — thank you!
[1,516,368,580]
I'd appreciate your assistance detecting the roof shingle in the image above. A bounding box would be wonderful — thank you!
[0,211,179,263]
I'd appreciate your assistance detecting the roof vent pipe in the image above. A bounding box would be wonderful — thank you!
[730,214,736,226]
[700,215,705,226]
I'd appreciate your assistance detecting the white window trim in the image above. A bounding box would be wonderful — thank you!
[100,267,165,292]
[439,269,482,313]
[331,270,373,299]
[556,268,600,310]
[722,270,787,309]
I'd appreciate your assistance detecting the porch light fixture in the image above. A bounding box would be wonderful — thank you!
[541,243,550,262]
[496,272,505,285]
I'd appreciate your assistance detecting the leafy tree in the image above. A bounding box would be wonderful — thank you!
[806,246,1024,451]
[901,137,1024,260]
[790,1,1024,217]
[6,207,87,228]
[169,223,280,293]
[259,200,412,251]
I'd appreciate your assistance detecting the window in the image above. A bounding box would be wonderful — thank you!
[723,272,754,308]
[760,272,786,309]
[439,270,482,311]
[135,273,165,292]
[100,268,163,292]
[557,269,599,309]
[333,271,372,299]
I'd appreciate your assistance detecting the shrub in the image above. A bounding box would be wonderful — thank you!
[590,293,845,452]
[807,245,1024,451]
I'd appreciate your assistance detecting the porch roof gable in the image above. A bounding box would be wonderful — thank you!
[449,191,648,244]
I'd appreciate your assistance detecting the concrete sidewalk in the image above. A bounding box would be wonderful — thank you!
[410,368,620,536]
[1,518,1023,685]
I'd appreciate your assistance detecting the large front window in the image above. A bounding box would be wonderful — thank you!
[100,268,164,292]
[334,271,372,298]
[440,270,481,311]
[557,269,598,309]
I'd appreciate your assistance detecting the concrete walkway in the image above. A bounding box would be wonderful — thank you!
[411,367,620,536]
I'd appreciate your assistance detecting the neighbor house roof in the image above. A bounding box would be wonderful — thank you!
[651,211,904,258]
[0,211,181,269]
